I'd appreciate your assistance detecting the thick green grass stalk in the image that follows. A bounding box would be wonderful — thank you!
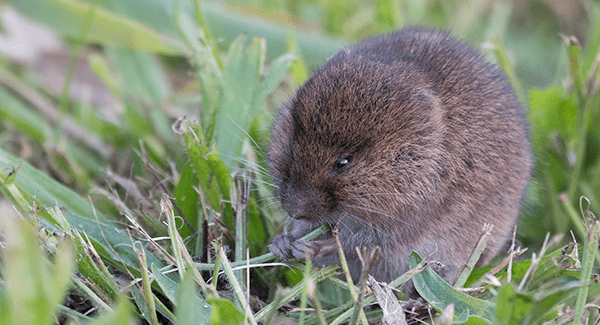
[263,287,286,325]
[135,243,159,325]
[572,207,600,324]
[454,223,493,288]
[492,37,526,107]
[333,227,369,325]
[254,265,339,321]
[298,255,311,325]
[349,247,380,325]
[191,0,224,69]
[193,225,330,271]
[233,175,249,288]
[214,243,259,325]
[163,194,186,280]
[561,194,600,264]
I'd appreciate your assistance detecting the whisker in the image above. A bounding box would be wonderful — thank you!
[221,113,270,160]
[340,213,388,236]
[253,198,279,207]
[331,213,391,251]
[357,192,435,199]
[343,204,408,226]
[251,179,278,189]
[234,157,271,175]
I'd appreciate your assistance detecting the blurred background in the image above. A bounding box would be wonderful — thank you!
[0,0,599,322]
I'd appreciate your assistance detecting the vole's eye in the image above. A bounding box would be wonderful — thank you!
[334,154,353,170]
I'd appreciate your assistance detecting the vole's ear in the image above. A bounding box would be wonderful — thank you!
[414,88,446,138]
[268,101,295,175]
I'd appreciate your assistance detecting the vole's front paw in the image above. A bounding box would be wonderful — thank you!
[270,234,310,260]
[270,235,336,260]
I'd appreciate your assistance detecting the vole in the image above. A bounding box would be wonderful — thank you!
[268,27,532,291]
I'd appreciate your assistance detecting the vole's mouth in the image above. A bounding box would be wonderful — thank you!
[288,213,309,221]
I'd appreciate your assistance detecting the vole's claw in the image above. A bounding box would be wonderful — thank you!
[269,234,296,259]
[269,234,317,260]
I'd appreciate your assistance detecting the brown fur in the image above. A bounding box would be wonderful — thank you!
[268,28,532,291]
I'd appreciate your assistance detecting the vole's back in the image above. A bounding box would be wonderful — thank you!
[269,28,532,288]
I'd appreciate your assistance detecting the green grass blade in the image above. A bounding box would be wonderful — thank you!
[151,264,180,305]
[172,162,200,239]
[260,52,295,100]
[0,147,100,219]
[0,86,49,143]
[217,37,293,169]
[254,265,339,321]
[572,208,600,324]
[409,251,495,322]
[201,1,345,68]
[0,147,163,273]
[495,283,533,324]
[206,144,233,212]
[217,35,264,168]
[214,243,258,325]
[454,223,493,288]
[87,295,135,325]
[208,297,246,325]
[286,30,309,84]
[106,47,173,140]
[136,243,159,325]
[175,270,212,325]
[0,214,75,325]
[493,37,526,105]
[177,119,222,213]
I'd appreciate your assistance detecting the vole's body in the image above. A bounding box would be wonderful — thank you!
[268,28,532,289]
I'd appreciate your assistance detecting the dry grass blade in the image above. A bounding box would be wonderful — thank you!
[435,304,454,325]
[368,275,407,325]
[518,232,551,292]
[160,194,218,299]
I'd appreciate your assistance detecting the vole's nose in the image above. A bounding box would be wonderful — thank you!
[290,212,309,220]
[282,187,320,221]
[285,201,310,220]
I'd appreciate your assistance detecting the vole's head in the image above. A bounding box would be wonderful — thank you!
[268,57,449,227]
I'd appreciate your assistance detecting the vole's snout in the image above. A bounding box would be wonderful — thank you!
[281,186,328,221]
[283,201,307,220]
[289,211,309,221]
